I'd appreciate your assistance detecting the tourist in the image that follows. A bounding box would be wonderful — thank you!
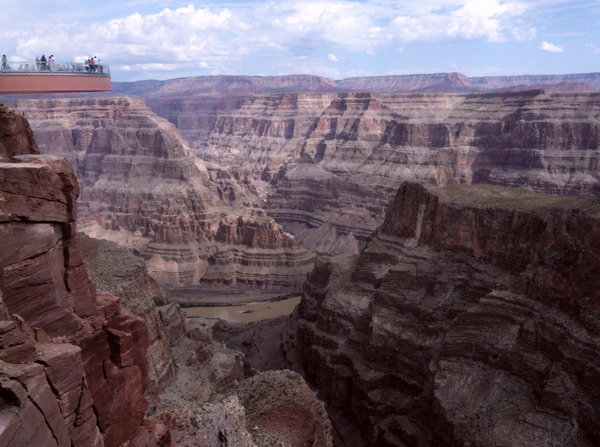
[48,55,55,71]
[35,56,40,71]
[40,54,47,71]
[1,55,7,70]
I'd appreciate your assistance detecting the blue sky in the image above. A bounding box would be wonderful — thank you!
[0,0,599,81]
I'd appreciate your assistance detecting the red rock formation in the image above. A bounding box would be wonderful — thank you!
[0,104,151,447]
[296,181,600,446]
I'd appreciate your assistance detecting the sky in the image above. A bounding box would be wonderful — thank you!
[0,0,599,82]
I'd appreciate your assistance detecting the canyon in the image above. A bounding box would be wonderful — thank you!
[6,88,600,266]
[1,72,599,447]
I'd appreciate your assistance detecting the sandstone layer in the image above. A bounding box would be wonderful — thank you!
[3,97,314,290]
[182,90,600,251]
[296,181,600,446]
[0,104,150,447]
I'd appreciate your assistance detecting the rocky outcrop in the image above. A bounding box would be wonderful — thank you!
[78,234,186,398]
[3,97,314,290]
[0,104,150,447]
[296,181,600,446]
[237,370,333,447]
[144,319,333,447]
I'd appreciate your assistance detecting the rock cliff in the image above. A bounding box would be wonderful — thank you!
[3,97,314,290]
[468,72,600,91]
[0,104,150,447]
[296,181,600,446]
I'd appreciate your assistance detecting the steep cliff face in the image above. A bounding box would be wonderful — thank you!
[296,182,600,446]
[0,105,150,447]
[3,97,314,290]
[185,90,600,251]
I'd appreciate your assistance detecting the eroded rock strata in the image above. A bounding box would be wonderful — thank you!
[182,90,600,252]
[0,104,149,447]
[296,182,600,446]
[3,97,314,290]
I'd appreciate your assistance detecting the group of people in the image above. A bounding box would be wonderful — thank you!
[86,56,102,73]
[0,54,106,74]
[34,54,56,71]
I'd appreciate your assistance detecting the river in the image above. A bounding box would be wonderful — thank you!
[183,295,301,323]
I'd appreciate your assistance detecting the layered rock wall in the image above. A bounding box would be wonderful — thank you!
[186,91,600,251]
[297,182,600,446]
[3,97,314,290]
[0,104,150,447]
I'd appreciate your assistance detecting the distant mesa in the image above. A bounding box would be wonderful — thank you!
[112,71,600,96]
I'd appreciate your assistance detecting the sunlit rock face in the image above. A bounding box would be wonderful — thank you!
[296,181,600,446]
[5,97,314,290]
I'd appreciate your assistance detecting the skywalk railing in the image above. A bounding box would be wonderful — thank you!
[0,61,110,76]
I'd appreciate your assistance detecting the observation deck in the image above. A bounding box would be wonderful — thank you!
[0,61,111,94]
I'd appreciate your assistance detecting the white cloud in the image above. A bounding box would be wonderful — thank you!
[389,0,534,43]
[0,1,549,79]
[540,41,564,52]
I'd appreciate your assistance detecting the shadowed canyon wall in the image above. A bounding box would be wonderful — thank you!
[296,182,600,446]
